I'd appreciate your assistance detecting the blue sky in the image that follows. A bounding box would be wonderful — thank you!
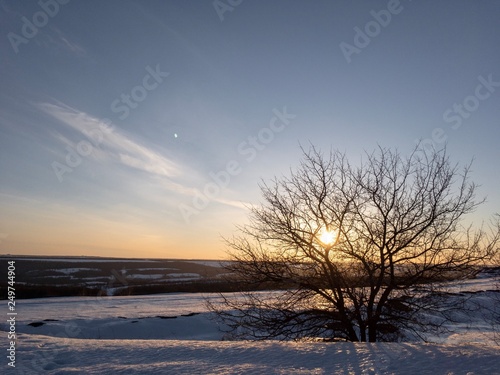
[1,0,499,259]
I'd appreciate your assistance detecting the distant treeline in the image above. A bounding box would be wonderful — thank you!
[0,280,281,300]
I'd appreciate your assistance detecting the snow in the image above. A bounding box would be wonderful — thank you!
[166,272,202,280]
[14,335,500,374]
[4,270,500,374]
[11,293,212,321]
[442,273,500,293]
[51,268,101,274]
[39,275,68,279]
[127,274,165,280]
[16,314,223,340]
[136,268,178,271]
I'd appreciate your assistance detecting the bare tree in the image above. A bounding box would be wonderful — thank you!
[210,146,500,342]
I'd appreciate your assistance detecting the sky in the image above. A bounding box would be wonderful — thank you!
[0,0,499,259]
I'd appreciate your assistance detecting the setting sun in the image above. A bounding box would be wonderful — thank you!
[318,228,337,246]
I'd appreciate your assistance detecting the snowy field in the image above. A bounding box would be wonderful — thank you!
[15,335,500,374]
[2,271,500,374]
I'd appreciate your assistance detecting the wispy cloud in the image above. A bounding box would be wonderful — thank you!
[216,198,249,210]
[36,27,88,58]
[38,101,180,178]
[55,32,87,57]
[37,100,250,212]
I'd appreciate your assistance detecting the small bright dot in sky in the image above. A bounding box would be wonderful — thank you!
[174,133,178,138]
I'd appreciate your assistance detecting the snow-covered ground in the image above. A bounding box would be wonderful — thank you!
[15,335,500,374]
[3,271,500,374]
[49,268,101,275]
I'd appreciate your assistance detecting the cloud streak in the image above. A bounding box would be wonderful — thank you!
[38,101,180,178]
[37,100,246,212]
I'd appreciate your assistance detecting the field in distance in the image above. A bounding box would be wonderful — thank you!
[0,255,241,298]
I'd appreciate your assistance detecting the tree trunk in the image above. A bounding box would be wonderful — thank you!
[359,325,367,342]
[368,323,377,342]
